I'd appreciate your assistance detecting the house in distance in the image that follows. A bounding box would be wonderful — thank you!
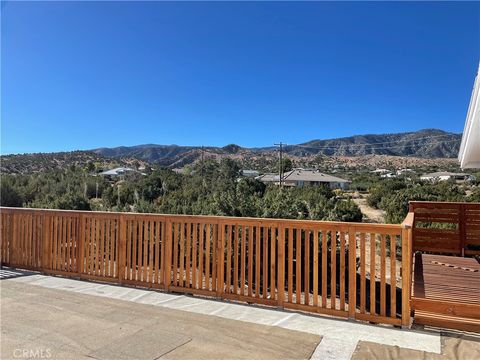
[257,168,350,190]
[420,171,476,183]
[98,167,146,180]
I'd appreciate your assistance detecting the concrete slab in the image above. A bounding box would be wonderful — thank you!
[1,268,442,359]
[1,278,319,360]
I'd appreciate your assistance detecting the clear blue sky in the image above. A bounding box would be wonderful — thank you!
[1,1,479,154]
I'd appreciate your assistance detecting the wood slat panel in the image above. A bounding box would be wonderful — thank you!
[313,230,319,307]
[248,226,253,297]
[241,225,246,296]
[1,206,411,328]
[256,226,261,298]
[330,230,337,310]
[370,233,376,315]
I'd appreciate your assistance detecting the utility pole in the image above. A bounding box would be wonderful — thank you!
[201,146,205,182]
[201,146,205,212]
[274,142,284,188]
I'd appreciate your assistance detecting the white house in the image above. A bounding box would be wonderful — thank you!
[255,173,279,184]
[98,167,145,178]
[420,171,475,182]
[257,169,350,190]
[241,170,260,178]
[371,168,390,174]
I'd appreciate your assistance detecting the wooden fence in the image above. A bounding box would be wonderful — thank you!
[409,201,480,256]
[0,207,412,327]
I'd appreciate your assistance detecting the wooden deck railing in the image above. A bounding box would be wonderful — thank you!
[0,207,412,327]
[409,201,480,256]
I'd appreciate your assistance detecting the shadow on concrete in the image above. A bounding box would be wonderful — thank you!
[0,267,37,280]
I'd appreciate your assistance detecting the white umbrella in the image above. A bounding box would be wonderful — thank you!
[458,63,480,169]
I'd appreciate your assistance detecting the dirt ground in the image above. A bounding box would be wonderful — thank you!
[352,331,480,360]
[353,197,386,223]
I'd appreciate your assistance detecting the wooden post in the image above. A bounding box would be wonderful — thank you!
[401,227,412,328]
[118,214,126,283]
[42,212,50,270]
[77,214,85,275]
[459,204,466,257]
[348,226,357,319]
[164,219,172,289]
[216,222,225,297]
[11,212,18,267]
[277,225,285,308]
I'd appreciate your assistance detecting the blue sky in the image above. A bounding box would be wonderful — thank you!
[1,1,479,154]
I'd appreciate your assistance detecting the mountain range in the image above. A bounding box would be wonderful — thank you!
[1,129,462,174]
[92,129,461,168]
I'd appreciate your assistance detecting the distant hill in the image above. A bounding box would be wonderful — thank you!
[1,129,462,174]
[0,151,148,175]
[284,128,461,157]
[91,129,462,166]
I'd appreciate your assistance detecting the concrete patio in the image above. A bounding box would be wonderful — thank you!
[0,268,478,359]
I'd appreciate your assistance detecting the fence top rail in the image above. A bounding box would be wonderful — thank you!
[0,206,405,230]
[401,212,415,229]
[410,201,480,207]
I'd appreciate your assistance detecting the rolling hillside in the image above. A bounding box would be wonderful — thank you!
[92,129,461,167]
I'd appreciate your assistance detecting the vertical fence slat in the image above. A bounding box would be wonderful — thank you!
[67,217,72,272]
[256,225,261,298]
[270,227,276,301]
[164,220,172,289]
[118,215,126,282]
[322,230,327,308]
[304,230,310,305]
[217,223,224,296]
[277,225,285,306]
[233,224,239,295]
[295,228,301,304]
[248,226,253,298]
[110,218,116,277]
[330,230,337,310]
[348,226,356,319]
[212,224,217,292]
[101,219,106,277]
[204,224,210,290]
[360,232,366,313]
[370,233,376,315]
[198,223,204,289]
[241,225,246,296]
[87,218,93,275]
[226,224,232,293]
[148,220,154,284]
[401,228,412,327]
[186,222,191,287]
[340,231,345,311]
[192,223,198,289]
[173,223,179,286]
[133,220,139,281]
[380,234,386,317]
[126,219,132,281]
[390,233,397,318]
[140,220,146,281]
[179,222,185,287]
[313,230,319,307]
[263,227,268,299]
[288,228,293,303]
